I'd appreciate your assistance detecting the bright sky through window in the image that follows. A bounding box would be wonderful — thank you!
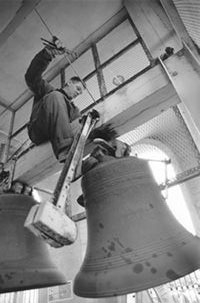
[136,148,196,235]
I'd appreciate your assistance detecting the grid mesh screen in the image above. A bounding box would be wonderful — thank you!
[64,49,95,82]
[103,43,150,93]
[73,75,100,111]
[50,74,61,88]
[120,106,200,175]
[136,270,200,303]
[97,19,137,63]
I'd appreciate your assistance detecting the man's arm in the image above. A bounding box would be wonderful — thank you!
[25,48,54,98]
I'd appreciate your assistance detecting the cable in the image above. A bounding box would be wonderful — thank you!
[62,52,97,104]
[34,8,54,37]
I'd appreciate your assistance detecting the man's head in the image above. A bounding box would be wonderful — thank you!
[64,76,85,100]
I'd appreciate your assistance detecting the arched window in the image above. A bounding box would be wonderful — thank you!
[132,143,196,235]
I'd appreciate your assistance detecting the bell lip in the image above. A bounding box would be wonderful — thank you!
[0,269,67,293]
[0,281,67,294]
[73,268,194,298]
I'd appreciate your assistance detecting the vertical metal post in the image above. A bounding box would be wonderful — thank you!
[3,111,15,163]
[0,143,6,162]
[146,290,155,303]
[12,292,18,303]
[153,288,164,303]
[169,282,179,303]
[91,44,107,98]
[60,68,65,88]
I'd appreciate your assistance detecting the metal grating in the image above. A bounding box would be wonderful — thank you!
[64,49,95,81]
[73,75,100,111]
[0,289,38,303]
[129,270,200,303]
[119,105,200,175]
[97,19,137,64]
[103,43,150,93]
[48,283,73,302]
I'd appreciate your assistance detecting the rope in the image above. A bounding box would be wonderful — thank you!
[34,8,54,37]
[34,8,97,105]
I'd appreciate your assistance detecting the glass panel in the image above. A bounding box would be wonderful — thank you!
[0,110,12,137]
[13,98,33,132]
[73,75,100,111]
[10,128,30,159]
[50,74,61,88]
[64,49,95,82]
[103,43,149,93]
[97,20,137,63]
[48,283,73,302]
[132,144,195,235]
[0,104,7,115]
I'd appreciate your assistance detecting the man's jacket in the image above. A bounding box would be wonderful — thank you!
[25,48,80,124]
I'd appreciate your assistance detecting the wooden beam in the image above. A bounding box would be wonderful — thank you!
[14,62,179,185]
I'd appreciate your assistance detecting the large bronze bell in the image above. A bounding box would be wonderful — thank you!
[0,194,66,293]
[74,157,200,298]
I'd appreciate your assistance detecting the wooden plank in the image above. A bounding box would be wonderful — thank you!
[14,62,178,185]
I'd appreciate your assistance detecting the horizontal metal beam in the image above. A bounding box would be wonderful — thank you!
[0,97,14,112]
[160,166,200,190]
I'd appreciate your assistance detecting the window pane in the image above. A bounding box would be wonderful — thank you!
[103,43,149,92]
[64,49,95,82]
[50,74,61,88]
[73,75,100,111]
[10,128,30,157]
[13,98,33,132]
[97,20,137,63]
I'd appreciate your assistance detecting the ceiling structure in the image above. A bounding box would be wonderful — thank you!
[0,0,122,133]
[1,0,200,302]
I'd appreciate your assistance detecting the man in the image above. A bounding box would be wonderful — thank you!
[25,40,85,162]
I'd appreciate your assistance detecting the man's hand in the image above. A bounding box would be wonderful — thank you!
[44,36,65,57]
[43,36,77,59]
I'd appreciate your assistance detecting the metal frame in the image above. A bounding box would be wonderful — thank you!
[8,12,153,160]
